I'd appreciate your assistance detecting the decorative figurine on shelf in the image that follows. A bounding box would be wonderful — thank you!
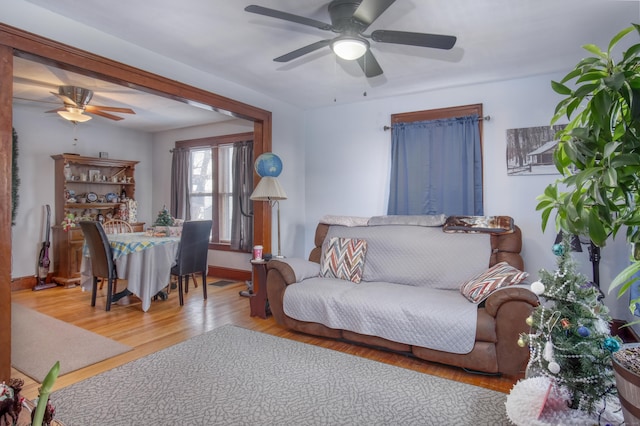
[62,163,72,181]
[60,213,76,231]
[154,206,174,227]
[118,203,128,221]
[127,199,138,223]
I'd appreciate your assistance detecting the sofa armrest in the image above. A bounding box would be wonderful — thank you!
[267,258,320,285]
[266,258,320,327]
[483,286,538,317]
[483,286,539,375]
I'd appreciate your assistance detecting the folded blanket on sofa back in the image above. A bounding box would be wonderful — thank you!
[324,224,491,290]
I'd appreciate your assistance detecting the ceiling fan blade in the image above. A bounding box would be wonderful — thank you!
[372,30,456,50]
[356,50,383,78]
[274,39,332,62]
[245,5,332,31]
[353,0,395,28]
[50,91,78,107]
[44,107,65,113]
[87,110,124,121]
[85,105,135,114]
[12,96,60,105]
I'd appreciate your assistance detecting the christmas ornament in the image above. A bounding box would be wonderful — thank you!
[531,281,545,295]
[548,361,561,374]
[526,316,533,326]
[552,243,565,256]
[560,318,571,329]
[517,336,526,347]
[543,340,554,361]
[577,326,590,338]
[603,337,621,353]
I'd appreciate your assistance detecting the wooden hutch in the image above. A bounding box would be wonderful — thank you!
[51,154,144,286]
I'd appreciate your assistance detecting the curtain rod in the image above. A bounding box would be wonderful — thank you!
[383,115,491,131]
[169,144,237,153]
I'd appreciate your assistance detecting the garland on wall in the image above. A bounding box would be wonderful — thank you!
[12,127,20,226]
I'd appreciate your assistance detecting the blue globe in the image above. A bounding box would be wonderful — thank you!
[255,153,283,177]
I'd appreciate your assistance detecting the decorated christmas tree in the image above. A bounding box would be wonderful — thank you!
[153,206,174,227]
[518,235,622,415]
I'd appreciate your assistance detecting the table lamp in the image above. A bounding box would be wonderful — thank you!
[251,153,287,258]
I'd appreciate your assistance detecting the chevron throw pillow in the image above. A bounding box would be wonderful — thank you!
[321,237,368,283]
[460,261,529,303]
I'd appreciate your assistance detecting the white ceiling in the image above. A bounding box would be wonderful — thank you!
[12,0,640,131]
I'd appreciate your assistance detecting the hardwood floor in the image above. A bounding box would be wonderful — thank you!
[10,277,521,400]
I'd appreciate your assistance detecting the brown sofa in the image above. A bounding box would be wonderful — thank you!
[266,217,539,375]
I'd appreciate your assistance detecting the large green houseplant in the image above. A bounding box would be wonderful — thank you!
[536,23,640,304]
[536,23,640,424]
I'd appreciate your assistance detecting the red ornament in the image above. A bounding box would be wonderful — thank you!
[560,318,571,329]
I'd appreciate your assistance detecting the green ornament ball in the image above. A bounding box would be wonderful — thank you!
[552,243,565,256]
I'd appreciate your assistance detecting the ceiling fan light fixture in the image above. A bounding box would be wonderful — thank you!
[58,108,92,123]
[331,36,368,60]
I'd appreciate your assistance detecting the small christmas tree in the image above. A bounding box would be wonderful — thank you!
[154,206,174,227]
[519,235,622,414]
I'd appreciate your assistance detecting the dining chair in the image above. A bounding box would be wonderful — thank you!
[79,221,118,311]
[171,220,212,306]
[103,219,133,234]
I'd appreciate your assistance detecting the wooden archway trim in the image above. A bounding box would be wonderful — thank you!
[0,23,272,381]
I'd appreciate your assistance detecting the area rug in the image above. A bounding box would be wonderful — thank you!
[11,303,132,382]
[208,279,237,287]
[52,325,509,425]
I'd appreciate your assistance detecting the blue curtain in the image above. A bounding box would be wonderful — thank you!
[387,115,483,216]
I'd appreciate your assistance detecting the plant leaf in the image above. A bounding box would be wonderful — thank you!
[551,80,572,95]
[610,261,640,293]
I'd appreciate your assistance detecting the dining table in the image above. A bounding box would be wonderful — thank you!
[81,232,181,312]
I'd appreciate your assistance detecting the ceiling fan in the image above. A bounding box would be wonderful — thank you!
[46,85,136,122]
[245,0,457,78]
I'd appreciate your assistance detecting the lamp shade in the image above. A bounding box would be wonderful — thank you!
[250,176,287,201]
[331,36,368,60]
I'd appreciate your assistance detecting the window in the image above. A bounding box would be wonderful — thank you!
[388,104,484,216]
[174,132,253,251]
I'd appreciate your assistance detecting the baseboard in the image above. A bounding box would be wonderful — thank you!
[11,275,36,291]
[12,268,251,292]
[11,274,57,291]
[208,266,251,282]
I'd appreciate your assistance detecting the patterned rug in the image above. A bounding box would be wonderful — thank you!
[52,325,510,425]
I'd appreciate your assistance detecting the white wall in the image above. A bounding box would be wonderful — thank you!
[11,104,153,278]
[303,73,631,323]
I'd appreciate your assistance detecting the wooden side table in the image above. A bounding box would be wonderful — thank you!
[249,259,270,319]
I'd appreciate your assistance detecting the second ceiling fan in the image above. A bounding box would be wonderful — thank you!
[245,0,457,77]
[47,85,136,122]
